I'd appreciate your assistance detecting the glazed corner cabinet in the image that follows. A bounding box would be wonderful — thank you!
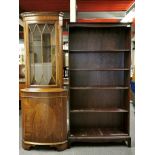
[69,23,131,147]
[21,12,68,151]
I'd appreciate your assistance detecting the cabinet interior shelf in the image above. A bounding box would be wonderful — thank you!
[30,45,54,47]
[69,49,130,53]
[70,86,129,90]
[70,128,128,138]
[69,68,130,71]
[63,49,69,52]
[70,108,128,113]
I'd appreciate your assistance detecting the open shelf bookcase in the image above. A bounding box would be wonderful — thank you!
[69,23,131,147]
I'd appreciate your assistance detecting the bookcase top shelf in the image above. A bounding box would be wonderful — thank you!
[69,23,131,28]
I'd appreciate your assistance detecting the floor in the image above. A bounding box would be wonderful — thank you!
[19,104,135,155]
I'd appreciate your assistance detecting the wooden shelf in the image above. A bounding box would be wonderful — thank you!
[69,23,131,28]
[69,49,130,53]
[69,68,130,71]
[30,45,52,46]
[70,128,128,138]
[70,86,129,90]
[70,108,128,113]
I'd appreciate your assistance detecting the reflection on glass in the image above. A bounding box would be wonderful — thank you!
[28,23,56,85]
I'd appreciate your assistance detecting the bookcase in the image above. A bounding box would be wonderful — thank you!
[69,23,131,147]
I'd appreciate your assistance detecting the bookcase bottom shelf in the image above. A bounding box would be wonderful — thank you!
[69,128,131,147]
[70,128,128,137]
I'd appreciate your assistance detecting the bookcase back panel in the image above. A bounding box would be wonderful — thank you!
[70,113,127,130]
[70,71,127,87]
[69,27,130,50]
[70,52,129,68]
[70,89,126,109]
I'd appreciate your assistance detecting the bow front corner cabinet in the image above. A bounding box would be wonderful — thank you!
[21,12,68,151]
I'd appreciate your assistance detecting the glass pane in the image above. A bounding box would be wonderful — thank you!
[28,23,56,85]
[43,34,51,62]
[33,25,42,63]
[29,24,36,84]
[50,25,56,85]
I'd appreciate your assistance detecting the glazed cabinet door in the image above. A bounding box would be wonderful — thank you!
[25,21,62,87]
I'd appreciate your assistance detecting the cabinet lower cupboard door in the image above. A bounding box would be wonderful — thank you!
[21,89,68,150]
